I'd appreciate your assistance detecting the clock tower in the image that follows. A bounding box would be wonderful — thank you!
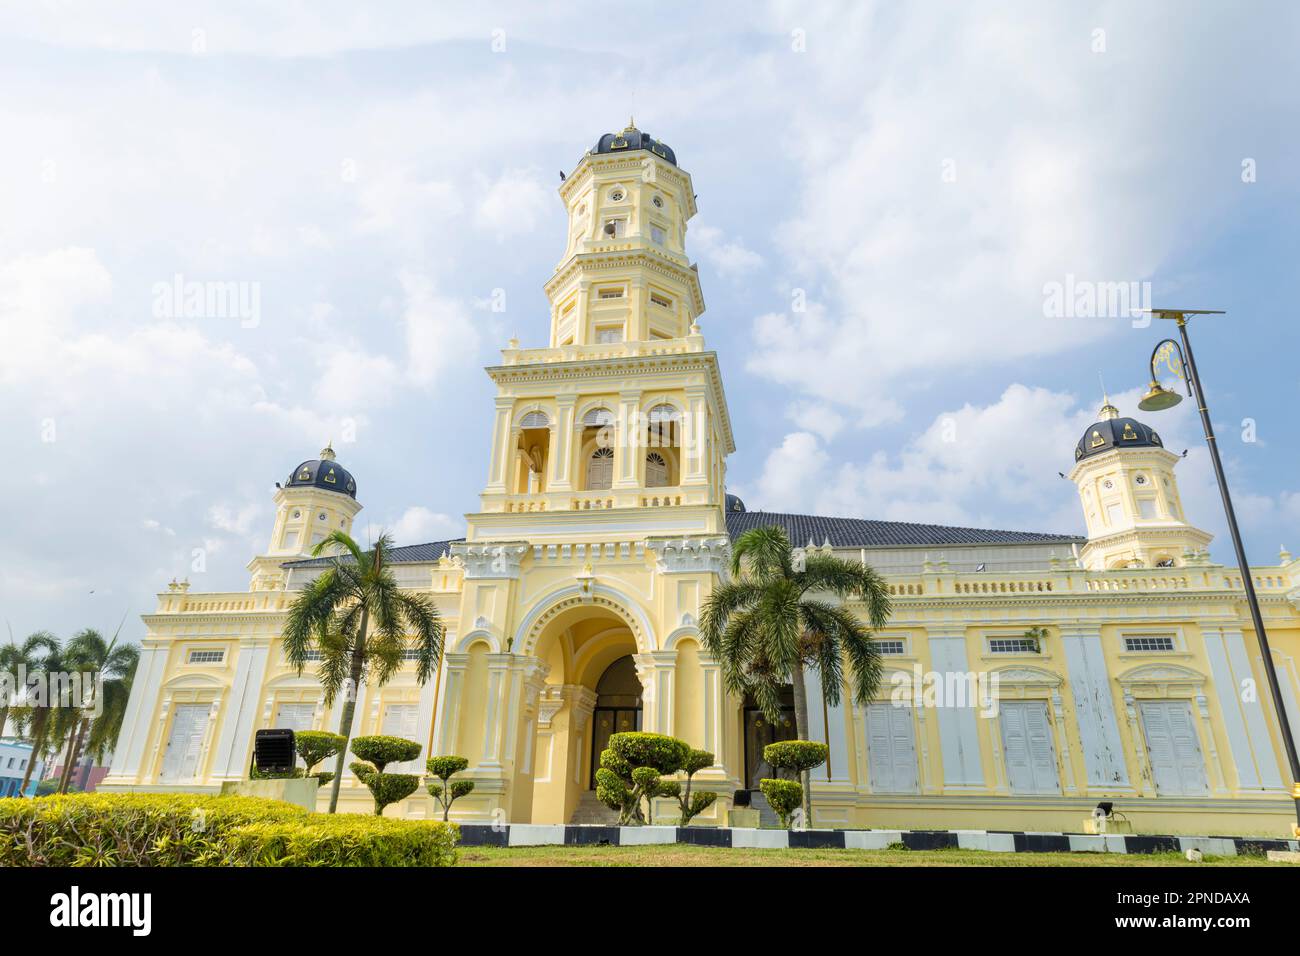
[468,123,735,543]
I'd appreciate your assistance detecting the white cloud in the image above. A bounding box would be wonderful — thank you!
[401,270,480,386]
[474,168,550,242]
[742,3,1282,424]
[786,401,847,442]
[387,506,461,545]
[752,432,830,511]
[746,384,1218,538]
[692,224,763,279]
[207,502,262,536]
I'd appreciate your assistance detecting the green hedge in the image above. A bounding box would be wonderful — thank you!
[222,815,458,867]
[0,793,457,867]
[0,792,304,866]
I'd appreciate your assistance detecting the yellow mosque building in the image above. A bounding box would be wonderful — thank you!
[103,126,1300,836]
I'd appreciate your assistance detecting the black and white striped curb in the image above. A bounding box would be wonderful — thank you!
[456,824,1300,857]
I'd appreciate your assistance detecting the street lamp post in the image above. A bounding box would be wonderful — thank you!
[1138,308,1300,835]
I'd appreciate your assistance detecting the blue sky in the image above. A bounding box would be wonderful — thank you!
[2,2,1298,642]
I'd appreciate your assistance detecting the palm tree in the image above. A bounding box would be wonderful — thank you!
[0,631,60,740]
[14,639,66,796]
[282,530,445,814]
[700,525,892,822]
[56,628,139,794]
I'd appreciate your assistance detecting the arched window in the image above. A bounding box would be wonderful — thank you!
[647,403,679,424]
[645,452,668,487]
[646,403,679,449]
[587,447,614,490]
[520,411,550,429]
[582,407,615,427]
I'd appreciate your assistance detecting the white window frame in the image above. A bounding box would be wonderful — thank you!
[1119,627,1186,656]
[186,648,226,665]
[874,635,911,657]
[984,633,1043,656]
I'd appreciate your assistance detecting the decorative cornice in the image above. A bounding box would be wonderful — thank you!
[646,535,731,575]
[451,541,530,580]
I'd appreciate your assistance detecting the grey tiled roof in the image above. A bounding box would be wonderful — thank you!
[725,511,1082,548]
[283,511,1079,572]
[283,539,460,568]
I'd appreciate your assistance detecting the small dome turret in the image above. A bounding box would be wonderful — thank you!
[285,443,357,498]
[592,120,677,166]
[1074,401,1163,462]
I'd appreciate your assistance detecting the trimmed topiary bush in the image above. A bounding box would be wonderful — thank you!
[595,732,690,825]
[764,740,829,824]
[763,740,829,774]
[350,735,421,771]
[670,749,718,826]
[350,735,422,816]
[759,778,803,829]
[0,793,307,866]
[296,730,346,786]
[351,763,420,817]
[222,815,458,866]
[426,756,474,822]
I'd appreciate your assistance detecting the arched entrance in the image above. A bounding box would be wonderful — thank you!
[525,599,644,823]
[588,655,643,788]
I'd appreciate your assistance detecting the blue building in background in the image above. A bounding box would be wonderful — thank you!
[0,738,42,797]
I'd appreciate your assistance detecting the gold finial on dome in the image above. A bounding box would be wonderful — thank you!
[319,441,336,462]
[1097,394,1120,421]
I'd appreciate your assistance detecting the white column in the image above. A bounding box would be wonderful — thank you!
[479,654,511,769]
[682,386,709,484]
[435,654,469,755]
[635,652,675,734]
[928,630,985,788]
[105,641,169,784]
[1061,628,1131,790]
[415,670,439,760]
[210,638,271,781]
[485,398,516,492]
[552,395,577,491]
[803,668,850,783]
[700,654,724,767]
[613,389,642,489]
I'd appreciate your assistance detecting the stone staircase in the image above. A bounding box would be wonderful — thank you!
[747,790,782,828]
[569,791,620,825]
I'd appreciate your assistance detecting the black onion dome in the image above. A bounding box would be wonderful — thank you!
[725,493,746,514]
[1075,402,1163,462]
[592,122,677,165]
[286,444,357,498]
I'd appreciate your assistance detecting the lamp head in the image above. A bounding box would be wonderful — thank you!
[1138,381,1183,412]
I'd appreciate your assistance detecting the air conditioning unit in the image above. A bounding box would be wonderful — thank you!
[253,728,296,775]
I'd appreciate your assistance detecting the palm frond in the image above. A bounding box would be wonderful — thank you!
[730,525,793,581]
[282,568,353,673]
[802,553,892,628]
[394,590,444,685]
[699,580,764,657]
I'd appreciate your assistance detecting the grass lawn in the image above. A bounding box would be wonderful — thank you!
[458,844,1288,867]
